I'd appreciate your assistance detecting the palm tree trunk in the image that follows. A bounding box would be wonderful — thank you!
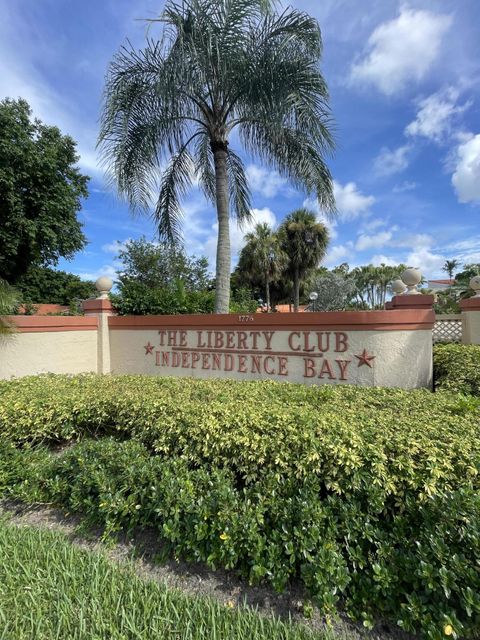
[212,142,230,314]
[293,267,300,312]
[265,277,270,313]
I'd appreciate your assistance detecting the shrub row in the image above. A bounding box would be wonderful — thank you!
[1,437,479,639]
[434,343,480,396]
[0,374,479,497]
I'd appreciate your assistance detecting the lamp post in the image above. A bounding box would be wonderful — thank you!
[309,291,318,312]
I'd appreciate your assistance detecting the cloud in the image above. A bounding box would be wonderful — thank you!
[324,244,354,267]
[74,264,118,282]
[245,165,290,198]
[451,133,480,203]
[405,87,471,143]
[203,207,278,268]
[333,180,375,218]
[370,254,401,267]
[350,8,452,95]
[405,246,445,275]
[360,217,388,232]
[374,145,411,176]
[392,181,418,193]
[102,239,131,254]
[356,231,392,251]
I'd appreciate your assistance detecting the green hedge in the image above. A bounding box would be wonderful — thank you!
[434,343,480,395]
[1,375,480,637]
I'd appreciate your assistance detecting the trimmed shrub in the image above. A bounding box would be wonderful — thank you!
[434,343,480,395]
[1,375,480,637]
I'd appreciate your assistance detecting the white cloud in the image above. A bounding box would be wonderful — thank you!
[405,246,445,276]
[75,264,118,282]
[102,239,130,254]
[374,145,411,176]
[203,207,277,268]
[394,233,435,250]
[360,217,388,232]
[451,133,480,203]
[245,165,290,198]
[405,87,471,143]
[393,181,418,193]
[350,8,452,95]
[333,180,375,218]
[370,254,401,267]
[356,231,392,251]
[324,244,353,267]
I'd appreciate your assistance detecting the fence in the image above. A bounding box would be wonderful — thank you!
[432,314,463,344]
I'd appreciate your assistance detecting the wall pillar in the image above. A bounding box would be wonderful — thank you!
[82,277,115,374]
[459,276,480,345]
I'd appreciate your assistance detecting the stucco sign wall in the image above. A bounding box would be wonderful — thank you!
[109,310,434,388]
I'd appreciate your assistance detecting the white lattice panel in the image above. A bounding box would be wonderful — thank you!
[433,316,463,343]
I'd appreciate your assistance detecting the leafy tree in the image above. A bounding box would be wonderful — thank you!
[15,267,96,304]
[455,263,480,285]
[117,238,211,292]
[0,98,89,283]
[442,259,460,280]
[350,264,406,309]
[0,278,18,335]
[278,209,329,311]
[236,223,286,311]
[306,270,355,311]
[98,0,335,313]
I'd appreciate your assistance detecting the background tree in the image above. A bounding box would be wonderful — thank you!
[99,0,335,313]
[306,269,355,311]
[236,223,286,311]
[0,279,18,335]
[442,259,460,280]
[0,98,89,283]
[117,237,211,292]
[278,209,329,311]
[350,264,406,309]
[15,267,96,305]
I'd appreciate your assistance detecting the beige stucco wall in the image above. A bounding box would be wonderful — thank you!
[109,328,433,389]
[0,330,98,379]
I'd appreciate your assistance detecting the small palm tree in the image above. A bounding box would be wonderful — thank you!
[0,279,18,335]
[278,209,329,311]
[98,0,335,313]
[442,259,460,281]
[237,223,286,311]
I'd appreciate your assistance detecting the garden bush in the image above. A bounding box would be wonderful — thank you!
[434,343,480,395]
[0,374,479,638]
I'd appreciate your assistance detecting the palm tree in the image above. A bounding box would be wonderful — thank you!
[98,0,335,313]
[278,209,329,311]
[442,259,460,281]
[237,223,286,312]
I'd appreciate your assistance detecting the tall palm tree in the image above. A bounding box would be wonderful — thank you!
[98,0,335,313]
[237,223,286,311]
[442,259,460,281]
[278,209,329,311]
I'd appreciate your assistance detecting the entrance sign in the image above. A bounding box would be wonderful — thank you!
[108,310,434,388]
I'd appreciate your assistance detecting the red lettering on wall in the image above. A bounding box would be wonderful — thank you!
[181,352,190,368]
[172,352,181,367]
[179,331,188,347]
[249,331,261,350]
[158,330,167,346]
[288,331,301,351]
[303,331,315,352]
[167,330,177,347]
[263,331,275,350]
[303,358,316,378]
[201,353,211,369]
[264,355,275,375]
[251,355,262,373]
[191,352,201,369]
[335,332,348,353]
[278,356,288,376]
[212,353,221,371]
[318,359,335,379]
[336,359,351,380]
[226,331,235,349]
[238,355,248,373]
[196,331,206,348]
[156,351,161,366]
[317,332,331,352]
[224,354,234,371]
[237,331,248,350]
[162,351,170,366]
[214,331,224,348]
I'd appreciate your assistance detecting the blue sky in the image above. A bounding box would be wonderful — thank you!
[1,0,479,281]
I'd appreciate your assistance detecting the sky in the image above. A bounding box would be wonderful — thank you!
[0,0,479,282]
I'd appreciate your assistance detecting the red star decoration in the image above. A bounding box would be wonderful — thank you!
[144,342,154,355]
[355,348,375,368]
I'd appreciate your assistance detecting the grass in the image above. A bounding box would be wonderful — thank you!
[0,519,333,640]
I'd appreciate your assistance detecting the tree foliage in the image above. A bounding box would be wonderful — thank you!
[15,267,96,305]
[349,264,407,309]
[98,0,335,312]
[306,270,355,311]
[0,98,89,283]
[278,209,329,311]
